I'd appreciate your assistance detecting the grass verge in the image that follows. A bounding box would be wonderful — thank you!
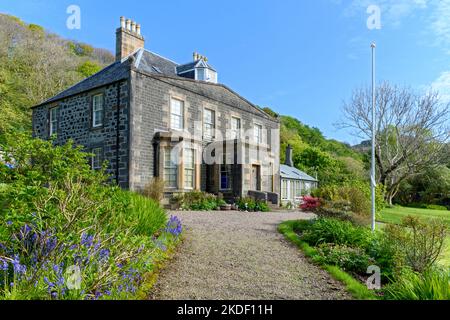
[278,220,377,300]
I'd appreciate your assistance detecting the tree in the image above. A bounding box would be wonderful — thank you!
[340,82,450,204]
[77,60,101,77]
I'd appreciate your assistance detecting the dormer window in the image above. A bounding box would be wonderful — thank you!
[177,53,218,83]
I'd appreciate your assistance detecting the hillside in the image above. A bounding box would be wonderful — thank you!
[0,13,114,139]
[262,107,367,186]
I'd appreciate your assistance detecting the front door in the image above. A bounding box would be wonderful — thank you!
[251,165,261,191]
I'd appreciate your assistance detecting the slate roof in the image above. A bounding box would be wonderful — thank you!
[136,49,178,76]
[280,164,318,182]
[33,48,276,121]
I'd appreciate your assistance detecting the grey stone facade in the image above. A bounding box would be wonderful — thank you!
[128,69,280,201]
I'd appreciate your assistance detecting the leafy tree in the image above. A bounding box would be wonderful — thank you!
[77,60,102,78]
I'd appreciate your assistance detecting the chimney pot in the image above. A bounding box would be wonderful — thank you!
[116,17,145,62]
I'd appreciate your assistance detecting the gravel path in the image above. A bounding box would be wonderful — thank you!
[150,210,351,300]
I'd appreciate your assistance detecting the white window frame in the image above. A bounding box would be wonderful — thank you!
[164,148,178,188]
[254,124,263,144]
[91,147,103,170]
[170,98,184,131]
[231,117,241,139]
[196,68,206,81]
[49,107,58,136]
[294,181,302,199]
[184,148,195,189]
[203,108,215,140]
[92,94,104,128]
[281,179,289,200]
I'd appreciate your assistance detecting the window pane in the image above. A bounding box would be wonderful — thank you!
[220,164,231,190]
[93,95,103,111]
[91,148,102,170]
[92,94,104,127]
[231,117,240,139]
[204,109,215,139]
[164,148,177,188]
[254,124,262,143]
[197,68,205,81]
[50,107,58,135]
[184,149,195,189]
[171,99,184,130]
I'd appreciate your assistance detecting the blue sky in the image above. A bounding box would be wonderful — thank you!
[2,0,450,144]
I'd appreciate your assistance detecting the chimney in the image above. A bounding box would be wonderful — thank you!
[116,16,145,62]
[285,145,293,167]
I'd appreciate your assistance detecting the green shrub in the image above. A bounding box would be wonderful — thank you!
[299,218,374,248]
[174,191,224,211]
[383,216,447,273]
[424,204,448,211]
[0,133,179,300]
[406,203,448,211]
[312,182,385,227]
[316,243,373,274]
[384,268,450,300]
[236,197,270,212]
[127,192,167,236]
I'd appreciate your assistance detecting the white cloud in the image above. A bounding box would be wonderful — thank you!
[430,71,450,103]
[429,0,450,52]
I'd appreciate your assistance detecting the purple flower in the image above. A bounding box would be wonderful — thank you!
[81,233,94,248]
[99,248,110,261]
[12,255,26,274]
[0,258,8,271]
[6,221,12,226]
[165,215,182,237]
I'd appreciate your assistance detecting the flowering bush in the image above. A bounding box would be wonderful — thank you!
[300,196,321,211]
[0,134,182,300]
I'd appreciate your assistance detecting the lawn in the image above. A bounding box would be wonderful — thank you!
[378,205,450,267]
[379,206,450,227]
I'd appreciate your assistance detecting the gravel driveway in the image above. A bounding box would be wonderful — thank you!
[149,210,351,300]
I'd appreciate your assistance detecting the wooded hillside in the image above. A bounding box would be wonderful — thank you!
[0,13,114,138]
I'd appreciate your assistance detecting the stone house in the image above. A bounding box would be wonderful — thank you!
[32,17,280,204]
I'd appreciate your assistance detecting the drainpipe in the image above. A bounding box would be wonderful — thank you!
[116,82,121,185]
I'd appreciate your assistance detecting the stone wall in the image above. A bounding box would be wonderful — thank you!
[32,79,130,188]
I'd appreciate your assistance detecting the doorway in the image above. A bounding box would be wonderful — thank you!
[251,165,261,191]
